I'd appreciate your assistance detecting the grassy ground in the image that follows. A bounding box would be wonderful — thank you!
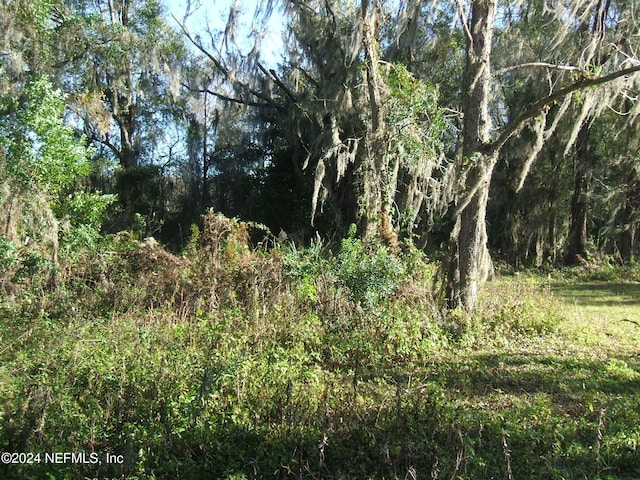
[551,279,640,356]
[1,225,639,479]
[426,274,640,479]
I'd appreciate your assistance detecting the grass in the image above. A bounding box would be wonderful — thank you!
[1,222,639,479]
[551,279,640,355]
[422,272,640,479]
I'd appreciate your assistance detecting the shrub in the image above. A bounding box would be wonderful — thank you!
[0,236,18,271]
[333,225,406,311]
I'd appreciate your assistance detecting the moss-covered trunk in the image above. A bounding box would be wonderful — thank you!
[450,0,497,311]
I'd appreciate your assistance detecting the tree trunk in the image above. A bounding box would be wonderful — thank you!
[452,164,495,310]
[565,122,592,264]
[546,155,563,264]
[360,0,399,251]
[619,177,640,264]
[118,113,138,169]
[105,84,139,169]
[619,208,635,264]
[449,0,497,311]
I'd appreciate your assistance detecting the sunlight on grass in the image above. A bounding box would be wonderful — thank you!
[551,280,640,356]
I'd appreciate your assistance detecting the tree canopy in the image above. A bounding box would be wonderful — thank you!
[1,0,638,309]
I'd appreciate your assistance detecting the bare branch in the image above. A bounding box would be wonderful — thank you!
[180,83,275,109]
[455,0,474,49]
[172,13,285,111]
[172,14,229,75]
[610,43,640,67]
[88,127,122,160]
[256,62,299,103]
[293,64,320,90]
[493,62,583,77]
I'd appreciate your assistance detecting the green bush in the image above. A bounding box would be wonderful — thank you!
[0,77,90,199]
[333,225,406,310]
[282,237,326,305]
[0,236,18,270]
[58,191,117,251]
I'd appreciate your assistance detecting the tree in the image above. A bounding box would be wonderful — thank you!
[1,77,114,264]
[593,110,640,263]
[57,0,187,170]
[42,0,192,237]
[0,0,58,92]
[442,0,640,310]
[294,0,447,245]
[1,0,114,260]
[179,0,448,243]
[447,0,498,309]
[177,0,638,301]
[489,125,574,267]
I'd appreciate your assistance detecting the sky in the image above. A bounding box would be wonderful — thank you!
[165,0,286,68]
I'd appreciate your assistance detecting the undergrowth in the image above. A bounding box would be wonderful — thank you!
[1,213,639,479]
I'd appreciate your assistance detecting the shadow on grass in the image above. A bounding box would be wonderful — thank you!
[424,351,640,479]
[4,351,640,480]
[552,282,640,308]
[447,352,640,397]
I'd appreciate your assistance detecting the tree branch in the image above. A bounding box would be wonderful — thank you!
[172,14,285,111]
[180,83,277,109]
[455,0,474,50]
[256,62,299,104]
[173,14,229,75]
[486,64,640,153]
[91,130,122,160]
[493,62,583,77]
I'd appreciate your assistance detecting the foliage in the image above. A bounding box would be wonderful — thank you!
[0,76,115,264]
[385,63,446,165]
[0,0,57,95]
[0,77,90,199]
[2,226,640,479]
[58,191,117,251]
[333,224,406,310]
